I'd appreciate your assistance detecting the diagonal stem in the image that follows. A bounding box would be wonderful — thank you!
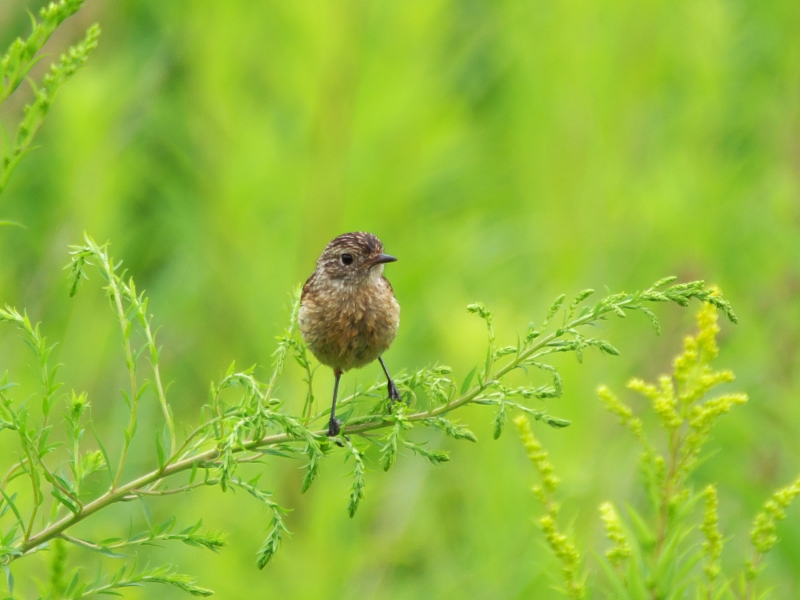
[16,299,624,556]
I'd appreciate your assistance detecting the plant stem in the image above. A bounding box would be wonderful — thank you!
[16,297,636,556]
[103,252,140,492]
[22,444,40,543]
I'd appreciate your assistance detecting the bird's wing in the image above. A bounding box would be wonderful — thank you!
[301,271,317,301]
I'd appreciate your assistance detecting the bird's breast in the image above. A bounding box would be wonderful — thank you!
[299,280,399,371]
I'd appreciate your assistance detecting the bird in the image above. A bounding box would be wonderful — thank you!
[299,232,401,437]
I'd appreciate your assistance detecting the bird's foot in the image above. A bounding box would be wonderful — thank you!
[327,417,342,437]
[386,380,408,414]
[327,419,349,447]
[388,379,403,403]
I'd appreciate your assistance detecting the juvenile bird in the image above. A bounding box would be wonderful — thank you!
[299,232,401,437]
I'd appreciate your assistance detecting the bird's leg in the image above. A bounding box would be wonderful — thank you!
[379,357,403,403]
[327,368,343,437]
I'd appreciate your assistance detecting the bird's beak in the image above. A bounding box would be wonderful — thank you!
[372,253,398,265]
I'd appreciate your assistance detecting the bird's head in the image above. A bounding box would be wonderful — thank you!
[315,232,397,287]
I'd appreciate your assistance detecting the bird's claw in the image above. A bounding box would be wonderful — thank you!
[388,380,402,403]
[386,380,409,414]
[327,418,342,437]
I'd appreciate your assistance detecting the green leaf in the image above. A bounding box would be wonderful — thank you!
[345,441,365,518]
[652,276,678,288]
[652,526,692,591]
[632,305,661,335]
[492,402,506,440]
[592,339,620,356]
[301,459,319,493]
[544,294,566,326]
[62,535,127,558]
[569,289,595,316]
[51,488,80,515]
[541,414,571,429]
[710,582,734,600]
[625,503,656,549]
[663,580,691,600]
[627,554,650,600]
[155,432,166,471]
[91,425,114,484]
[404,440,449,465]
[3,564,14,596]
[669,549,703,594]
[0,490,24,531]
[426,417,478,442]
[592,551,630,600]
[460,367,477,395]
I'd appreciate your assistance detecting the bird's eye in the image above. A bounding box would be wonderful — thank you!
[341,253,353,265]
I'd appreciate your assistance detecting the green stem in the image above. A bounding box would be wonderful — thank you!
[127,283,175,454]
[144,329,175,454]
[15,297,634,556]
[102,253,140,492]
[22,443,41,543]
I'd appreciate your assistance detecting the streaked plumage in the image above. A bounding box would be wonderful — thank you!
[299,232,401,436]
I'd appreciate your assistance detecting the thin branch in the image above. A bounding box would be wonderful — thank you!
[16,283,726,556]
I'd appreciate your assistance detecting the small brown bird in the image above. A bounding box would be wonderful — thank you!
[299,232,401,437]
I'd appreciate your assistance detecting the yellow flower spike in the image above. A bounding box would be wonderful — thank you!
[627,378,658,401]
[514,415,560,496]
[698,370,735,392]
[701,485,723,584]
[515,415,584,599]
[750,476,800,555]
[674,335,699,391]
[658,375,675,403]
[696,295,721,362]
[655,375,681,429]
[628,377,681,430]
[538,514,585,600]
[597,385,644,440]
[599,502,632,567]
[689,394,749,431]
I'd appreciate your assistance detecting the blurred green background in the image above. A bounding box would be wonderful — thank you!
[1,0,799,597]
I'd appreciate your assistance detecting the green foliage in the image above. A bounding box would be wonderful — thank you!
[0,0,100,196]
[0,232,723,596]
[0,0,797,595]
[1,0,83,101]
[518,301,800,599]
[344,439,365,519]
[63,559,213,598]
[49,537,67,599]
